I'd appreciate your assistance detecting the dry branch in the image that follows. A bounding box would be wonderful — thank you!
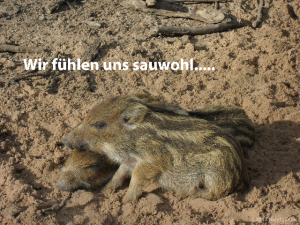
[0,44,44,53]
[157,19,243,36]
[41,193,72,213]
[123,0,224,23]
[252,0,264,28]
[10,51,59,83]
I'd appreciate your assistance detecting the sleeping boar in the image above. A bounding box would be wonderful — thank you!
[56,149,118,192]
[61,94,250,203]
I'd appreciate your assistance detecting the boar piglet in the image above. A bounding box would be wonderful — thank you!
[56,149,118,192]
[62,94,249,203]
[57,94,255,193]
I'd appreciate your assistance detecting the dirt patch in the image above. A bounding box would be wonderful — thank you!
[0,0,300,224]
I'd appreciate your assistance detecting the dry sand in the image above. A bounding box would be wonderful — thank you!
[0,0,300,224]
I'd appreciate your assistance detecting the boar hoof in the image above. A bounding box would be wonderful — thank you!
[123,192,139,204]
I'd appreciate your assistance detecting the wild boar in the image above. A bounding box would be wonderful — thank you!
[56,149,118,192]
[62,94,250,203]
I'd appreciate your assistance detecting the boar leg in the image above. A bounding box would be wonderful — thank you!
[123,162,161,204]
[102,163,130,193]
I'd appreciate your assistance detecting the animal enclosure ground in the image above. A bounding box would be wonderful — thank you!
[0,0,300,224]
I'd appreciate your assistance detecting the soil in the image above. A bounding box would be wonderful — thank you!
[0,0,300,224]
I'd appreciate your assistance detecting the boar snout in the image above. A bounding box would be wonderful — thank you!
[61,135,90,151]
[56,177,90,192]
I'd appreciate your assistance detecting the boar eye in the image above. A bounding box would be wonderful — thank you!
[91,121,107,129]
[87,162,107,171]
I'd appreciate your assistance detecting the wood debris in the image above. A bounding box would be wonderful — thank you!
[157,19,243,36]
[123,0,225,23]
[0,44,44,53]
[252,0,264,28]
[9,51,59,83]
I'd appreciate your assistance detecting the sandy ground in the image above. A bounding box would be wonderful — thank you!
[0,0,300,224]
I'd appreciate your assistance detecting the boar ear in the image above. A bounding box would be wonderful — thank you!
[120,104,148,128]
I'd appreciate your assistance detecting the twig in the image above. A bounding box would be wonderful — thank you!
[0,44,44,53]
[41,193,72,213]
[11,70,51,82]
[252,0,264,28]
[122,0,225,23]
[9,51,59,82]
[157,19,243,36]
